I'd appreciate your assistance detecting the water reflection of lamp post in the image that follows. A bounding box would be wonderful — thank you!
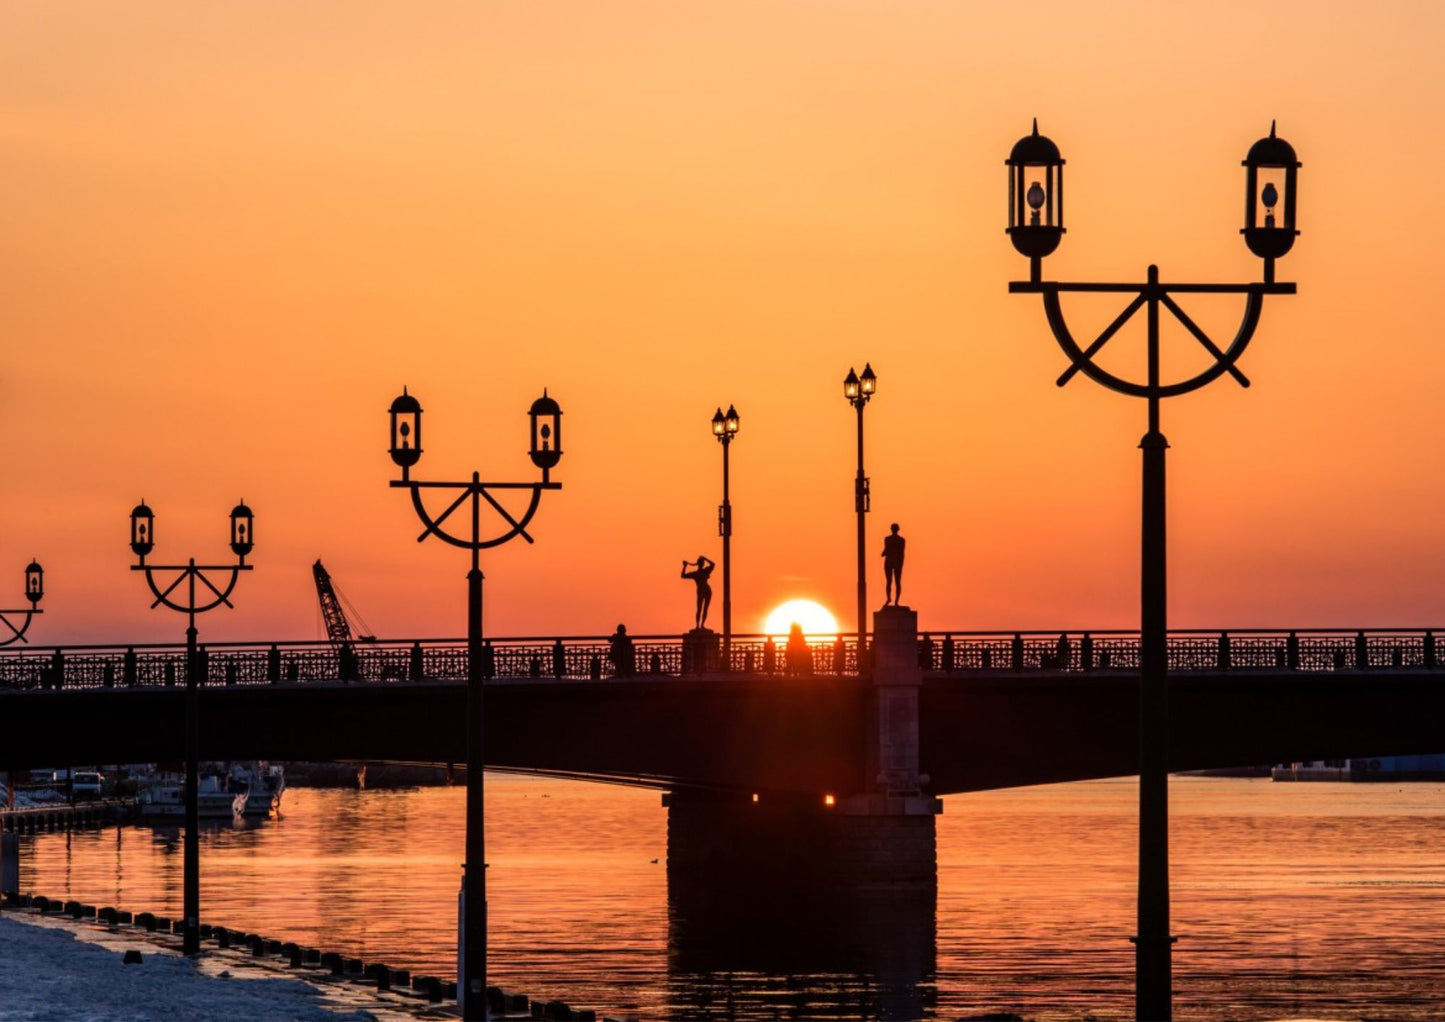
[1007,121,1299,1022]
[387,386,563,1021]
[129,499,254,957]
[0,560,44,647]
[711,405,740,666]
[843,364,876,670]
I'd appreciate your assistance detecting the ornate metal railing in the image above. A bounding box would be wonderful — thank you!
[913,628,1442,674]
[0,629,1440,691]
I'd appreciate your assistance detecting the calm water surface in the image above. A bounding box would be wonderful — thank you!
[18,776,1445,1020]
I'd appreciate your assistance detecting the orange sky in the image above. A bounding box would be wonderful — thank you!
[3,1,1444,644]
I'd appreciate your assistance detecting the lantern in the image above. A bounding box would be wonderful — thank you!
[1007,119,1066,262]
[859,364,877,398]
[230,501,254,558]
[388,388,424,469]
[712,408,726,437]
[1242,121,1300,263]
[24,560,43,605]
[528,390,563,471]
[724,404,740,436]
[844,366,875,407]
[130,502,155,558]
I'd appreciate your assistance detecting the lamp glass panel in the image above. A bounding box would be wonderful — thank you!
[132,512,153,551]
[1252,167,1289,229]
[1022,167,1053,226]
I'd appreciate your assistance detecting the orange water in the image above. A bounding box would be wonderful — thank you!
[17,776,1445,1020]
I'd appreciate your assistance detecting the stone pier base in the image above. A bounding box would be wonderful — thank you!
[665,789,939,889]
[666,789,938,1012]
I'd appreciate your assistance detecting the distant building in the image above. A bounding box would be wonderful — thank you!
[1271,755,1445,782]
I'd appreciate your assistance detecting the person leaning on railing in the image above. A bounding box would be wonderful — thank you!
[608,625,636,679]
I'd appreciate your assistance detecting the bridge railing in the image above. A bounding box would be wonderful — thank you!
[915,629,1441,673]
[0,628,1439,691]
[0,633,862,691]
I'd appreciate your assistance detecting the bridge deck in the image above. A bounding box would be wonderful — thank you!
[3,653,1442,795]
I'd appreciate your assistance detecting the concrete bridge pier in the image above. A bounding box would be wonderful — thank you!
[665,608,938,1013]
[665,606,940,889]
[844,604,940,882]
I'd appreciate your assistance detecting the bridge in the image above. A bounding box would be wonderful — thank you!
[2,619,1440,793]
[4,610,1442,908]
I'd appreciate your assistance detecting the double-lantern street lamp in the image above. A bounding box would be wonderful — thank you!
[0,559,44,647]
[1007,120,1299,1021]
[387,386,563,1022]
[128,500,255,957]
[711,404,740,663]
[843,363,877,666]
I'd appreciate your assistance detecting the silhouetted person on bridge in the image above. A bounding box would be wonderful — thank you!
[881,523,906,606]
[608,624,635,678]
[785,623,812,676]
[681,555,715,630]
[918,633,935,670]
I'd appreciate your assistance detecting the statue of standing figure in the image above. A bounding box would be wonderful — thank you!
[881,523,906,607]
[681,555,716,630]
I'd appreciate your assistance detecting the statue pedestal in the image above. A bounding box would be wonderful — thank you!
[682,628,720,675]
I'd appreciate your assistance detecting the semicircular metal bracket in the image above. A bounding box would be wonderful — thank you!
[0,608,38,646]
[140,564,246,615]
[1043,287,1265,400]
[407,481,546,550]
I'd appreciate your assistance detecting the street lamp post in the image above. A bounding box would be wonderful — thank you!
[711,405,740,667]
[387,386,563,1021]
[1006,121,1299,1021]
[129,499,255,956]
[0,560,44,647]
[843,364,877,670]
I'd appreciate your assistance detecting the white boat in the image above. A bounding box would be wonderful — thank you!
[230,762,285,818]
[139,775,246,818]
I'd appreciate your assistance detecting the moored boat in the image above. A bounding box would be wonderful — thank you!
[230,762,285,817]
[139,775,246,818]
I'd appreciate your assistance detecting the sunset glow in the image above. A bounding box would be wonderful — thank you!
[9,5,1445,1019]
[1,3,1443,645]
[764,600,839,639]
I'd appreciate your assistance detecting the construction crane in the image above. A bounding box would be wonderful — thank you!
[312,560,377,644]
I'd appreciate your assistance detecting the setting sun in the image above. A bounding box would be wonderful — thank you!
[763,599,839,639]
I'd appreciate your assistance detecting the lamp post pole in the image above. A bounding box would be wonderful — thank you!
[1004,122,1299,1021]
[388,387,563,1021]
[184,578,199,960]
[128,501,254,957]
[465,521,484,1018]
[844,365,876,671]
[712,405,740,667]
[0,560,44,649]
